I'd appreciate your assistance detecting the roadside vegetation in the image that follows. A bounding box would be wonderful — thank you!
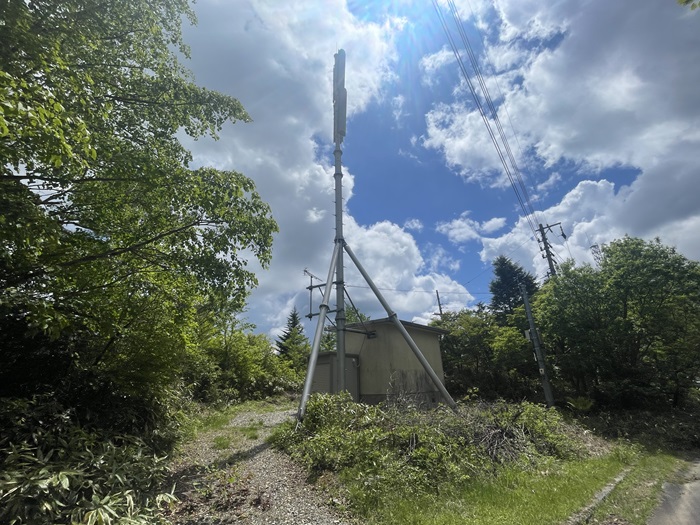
[2,1,699,524]
[271,393,700,525]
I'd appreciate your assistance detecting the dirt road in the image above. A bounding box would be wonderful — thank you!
[647,460,700,525]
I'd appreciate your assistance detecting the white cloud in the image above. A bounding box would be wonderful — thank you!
[437,212,507,244]
[306,207,326,223]
[419,46,456,85]
[479,180,622,279]
[403,218,424,232]
[536,172,560,193]
[424,0,700,278]
[423,103,509,186]
[334,218,471,321]
[172,0,700,337]
[392,94,407,123]
[425,244,461,274]
[480,217,507,234]
[176,0,415,335]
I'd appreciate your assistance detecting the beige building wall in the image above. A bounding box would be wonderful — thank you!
[345,318,446,405]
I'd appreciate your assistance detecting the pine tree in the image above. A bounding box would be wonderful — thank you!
[276,307,310,376]
[489,256,538,325]
[277,307,303,357]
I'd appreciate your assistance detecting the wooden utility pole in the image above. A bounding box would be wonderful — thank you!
[520,282,555,407]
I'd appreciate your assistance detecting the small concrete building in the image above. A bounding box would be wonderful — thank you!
[310,317,448,405]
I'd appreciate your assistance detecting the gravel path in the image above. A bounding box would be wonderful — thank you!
[162,407,356,525]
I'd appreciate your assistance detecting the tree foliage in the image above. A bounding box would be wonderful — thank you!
[436,238,699,409]
[489,256,538,325]
[432,305,541,400]
[678,0,699,11]
[0,0,277,422]
[276,307,311,379]
[536,237,700,407]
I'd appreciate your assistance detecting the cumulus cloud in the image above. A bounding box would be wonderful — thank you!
[437,212,507,244]
[178,0,409,334]
[419,46,456,86]
[172,0,700,337]
[340,219,472,321]
[423,0,700,278]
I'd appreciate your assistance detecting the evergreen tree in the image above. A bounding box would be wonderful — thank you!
[277,307,303,357]
[489,256,538,325]
[276,307,310,377]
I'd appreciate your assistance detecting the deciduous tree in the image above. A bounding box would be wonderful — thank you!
[0,0,277,416]
[536,237,700,407]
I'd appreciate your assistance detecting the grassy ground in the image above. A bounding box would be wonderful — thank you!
[367,455,628,525]
[271,394,700,525]
[189,396,295,434]
[173,395,695,525]
[588,451,687,525]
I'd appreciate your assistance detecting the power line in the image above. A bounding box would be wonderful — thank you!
[432,0,540,240]
[430,1,580,278]
[344,284,485,295]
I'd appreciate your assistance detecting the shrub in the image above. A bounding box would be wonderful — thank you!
[0,397,176,525]
[271,394,590,515]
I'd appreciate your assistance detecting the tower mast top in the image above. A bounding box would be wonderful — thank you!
[333,49,347,144]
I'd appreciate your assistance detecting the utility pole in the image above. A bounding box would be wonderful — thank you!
[537,222,562,278]
[435,290,444,317]
[519,282,555,407]
[590,243,603,267]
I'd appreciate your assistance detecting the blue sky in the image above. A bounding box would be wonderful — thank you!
[180,0,700,337]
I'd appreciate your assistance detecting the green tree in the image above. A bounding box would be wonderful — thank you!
[599,237,700,406]
[277,307,311,377]
[535,263,605,397]
[432,306,494,396]
[678,0,699,11]
[490,322,542,400]
[489,256,538,325]
[0,0,276,422]
[432,304,540,400]
[277,307,305,357]
[537,237,700,407]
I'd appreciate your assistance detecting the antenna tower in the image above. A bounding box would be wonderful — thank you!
[297,51,456,420]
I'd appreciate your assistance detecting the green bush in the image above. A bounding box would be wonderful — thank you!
[0,397,176,525]
[271,394,590,515]
[488,401,583,460]
[183,331,301,405]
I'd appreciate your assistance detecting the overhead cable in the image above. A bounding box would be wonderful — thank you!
[431,0,540,239]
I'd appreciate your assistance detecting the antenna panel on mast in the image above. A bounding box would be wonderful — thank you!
[333,49,347,144]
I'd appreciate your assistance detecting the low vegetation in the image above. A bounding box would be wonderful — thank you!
[271,393,641,524]
[0,397,177,525]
